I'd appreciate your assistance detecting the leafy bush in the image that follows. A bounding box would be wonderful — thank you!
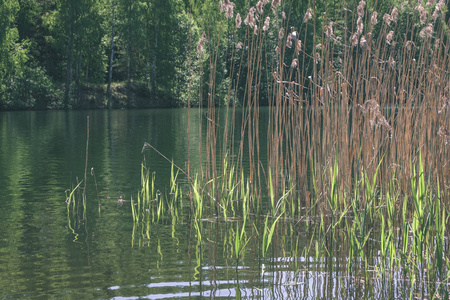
[2,64,61,110]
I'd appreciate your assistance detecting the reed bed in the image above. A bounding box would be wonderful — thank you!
[133,154,448,297]
[202,0,449,218]
[186,0,450,218]
[133,0,450,297]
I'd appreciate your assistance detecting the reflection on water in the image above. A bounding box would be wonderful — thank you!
[0,108,443,299]
[0,109,269,298]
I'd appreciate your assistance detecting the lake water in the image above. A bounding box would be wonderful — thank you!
[0,108,298,299]
[0,108,420,299]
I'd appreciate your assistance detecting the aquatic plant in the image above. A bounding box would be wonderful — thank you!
[132,0,450,296]
[262,212,283,258]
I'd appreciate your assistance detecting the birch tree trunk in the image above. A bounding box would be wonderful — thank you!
[126,0,131,86]
[144,0,151,86]
[64,1,73,108]
[106,0,116,107]
[151,21,158,91]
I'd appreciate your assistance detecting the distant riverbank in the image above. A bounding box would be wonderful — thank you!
[0,81,178,111]
[75,82,177,110]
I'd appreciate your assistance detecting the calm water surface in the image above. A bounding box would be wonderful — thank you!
[0,108,372,299]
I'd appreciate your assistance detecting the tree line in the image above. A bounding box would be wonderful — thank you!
[0,0,200,109]
[0,0,445,110]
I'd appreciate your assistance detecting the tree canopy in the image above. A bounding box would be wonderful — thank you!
[0,0,447,110]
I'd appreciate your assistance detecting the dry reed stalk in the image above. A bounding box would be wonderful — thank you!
[197,0,450,213]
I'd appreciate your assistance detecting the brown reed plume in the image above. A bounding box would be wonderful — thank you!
[193,0,449,214]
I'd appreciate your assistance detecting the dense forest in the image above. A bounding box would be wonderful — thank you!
[0,0,447,110]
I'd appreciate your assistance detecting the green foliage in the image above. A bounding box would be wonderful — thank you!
[1,0,450,109]
[3,62,61,110]
[262,212,283,258]
[0,0,20,100]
